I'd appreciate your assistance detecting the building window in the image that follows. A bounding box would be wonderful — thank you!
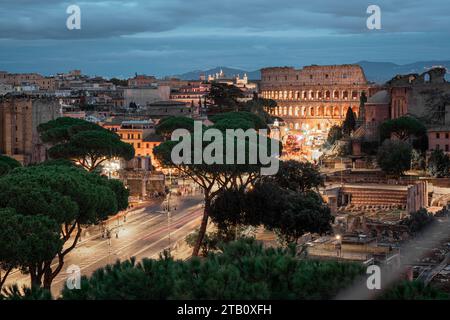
[436,133,440,139]
[137,143,141,148]
[446,145,449,152]
[446,133,449,139]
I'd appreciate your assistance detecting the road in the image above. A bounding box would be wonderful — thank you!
[5,193,204,297]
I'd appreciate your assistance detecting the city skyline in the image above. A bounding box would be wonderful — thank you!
[1,0,450,77]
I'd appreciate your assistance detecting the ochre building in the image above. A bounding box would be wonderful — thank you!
[260,65,373,131]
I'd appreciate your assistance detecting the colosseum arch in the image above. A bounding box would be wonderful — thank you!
[309,90,315,99]
[301,106,306,117]
[317,106,324,116]
[352,90,358,100]
[288,106,293,116]
[333,106,340,117]
[343,91,349,100]
[283,106,288,115]
[333,90,340,99]
[302,91,307,100]
[309,106,315,116]
[325,90,331,99]
[295,91,300,99]
[317,91,323,99]
[294,106,299,116]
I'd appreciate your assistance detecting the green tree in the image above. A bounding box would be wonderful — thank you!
[376,139,412,176]
[61,239,364,300]
[210,111,267,130]
[38,117,134,171]
[154,114,277,256]
[156,116,196,139]
[379,116,427,142]
[207,83,244,111]
[0,209,62,291]
[402,208,435,235]
[0,155,21,177]
[267,160,324,193]
[109,78,128,87]
[380,281,449,300]
[326,125,343,145]
[0,165,128,289]
[427,149,450,177]
[342,107,356,136]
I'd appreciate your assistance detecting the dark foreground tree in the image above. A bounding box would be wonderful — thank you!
[266,160,324,193]
[38,117,134,171]
[326,125,343,145]
[402,208,435,235]
[156,116,196,139]
[380,281,449,300]
[0,165,128,289]
[207,83,244,111]
[60,239,365,300]
[379,116,427,142]
[427,149,450,178]
[154,114,279,256]
[0,155,21,177]
[342,107,356,136]
[376,139,412,176]
[0,209,61,291]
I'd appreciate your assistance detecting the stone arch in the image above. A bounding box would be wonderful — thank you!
[352,91,358,100]
[288,106,293,116]
[333,106,340,117]
[309,106,315,117]
[295,106,299,116]
[317,91,323,99]
[317,106,324,116]
[343,90,349,100]
[283,106,288,115]
[302,91,307,100]
[325,90,331,99]
[333,90,340,99]
[301,106,306,117]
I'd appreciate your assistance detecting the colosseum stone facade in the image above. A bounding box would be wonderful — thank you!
[260,65,373,132]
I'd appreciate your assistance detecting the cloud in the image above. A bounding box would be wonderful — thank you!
[0,0,449,76]
[0,0,449,40]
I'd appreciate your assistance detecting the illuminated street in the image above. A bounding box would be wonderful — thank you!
[5,193,204,297]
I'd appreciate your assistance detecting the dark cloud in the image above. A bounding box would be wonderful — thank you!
[0,0,449,75]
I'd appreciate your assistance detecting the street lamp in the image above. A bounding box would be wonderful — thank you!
[335,235,342,258]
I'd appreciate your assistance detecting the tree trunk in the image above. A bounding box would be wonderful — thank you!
[0,266,13,291]
[192,198,211,257]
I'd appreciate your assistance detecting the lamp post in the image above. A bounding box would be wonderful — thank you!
[335,234,342,258]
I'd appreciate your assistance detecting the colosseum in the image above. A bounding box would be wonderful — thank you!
[260,65,373,132]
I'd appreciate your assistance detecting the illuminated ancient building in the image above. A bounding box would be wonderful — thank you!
[260,65,373,132]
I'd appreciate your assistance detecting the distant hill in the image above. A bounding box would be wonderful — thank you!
[173,61,450,83]
[174,66,260,81]
[357,60,450,83]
